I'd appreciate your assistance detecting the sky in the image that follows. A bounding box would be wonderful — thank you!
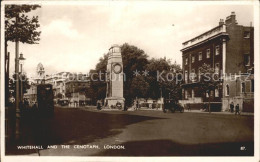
[6,2,254,79]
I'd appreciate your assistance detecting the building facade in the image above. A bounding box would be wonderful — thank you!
[179,12,254,112]
[25,63,91,106]
[45,72,71,98]
[65,76,90,106]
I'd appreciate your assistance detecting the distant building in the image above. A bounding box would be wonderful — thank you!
[23,83,37,105]
[34,63,45,84]
[45,72,71,98]
[65,75,90,106]
[179,12,254,112]
[24,63,45,104]
[25,63,91,106]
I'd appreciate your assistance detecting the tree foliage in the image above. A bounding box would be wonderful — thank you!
[10,73,30,97]
[130,75,149,99]
[198,63,220,97]
[5,4,41,44]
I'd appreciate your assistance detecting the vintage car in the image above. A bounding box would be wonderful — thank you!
[163,99,184,113]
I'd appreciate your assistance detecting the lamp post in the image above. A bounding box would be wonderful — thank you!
[73,85,75,107]
[15,15,20,140]
[19,53,26,103]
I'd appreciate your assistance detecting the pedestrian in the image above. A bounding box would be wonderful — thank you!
[235,104,240,115]
[230,102,234,113]
[136,100,139,110]
[187,104,191,111]
[97,100,101,110]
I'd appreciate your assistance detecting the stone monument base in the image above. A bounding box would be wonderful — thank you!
[104,97,125,110]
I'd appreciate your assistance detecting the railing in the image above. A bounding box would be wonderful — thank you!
[182,25,226,49]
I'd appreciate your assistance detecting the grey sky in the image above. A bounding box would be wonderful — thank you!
[6,2,254,78]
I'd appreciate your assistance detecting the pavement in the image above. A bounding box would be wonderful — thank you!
[184,109,254,116]
[87,106,254,116]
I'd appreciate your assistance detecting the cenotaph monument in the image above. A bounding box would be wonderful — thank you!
[105,44,125,109]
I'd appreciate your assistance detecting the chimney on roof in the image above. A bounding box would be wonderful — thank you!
[219,19,224,26]
[225,11,237,25]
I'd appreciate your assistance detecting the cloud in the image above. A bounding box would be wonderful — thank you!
[42,18,83,39]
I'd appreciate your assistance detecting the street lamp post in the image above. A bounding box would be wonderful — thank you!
[73,85,75,107]
[15,15,20,140]
[19,53,26,103]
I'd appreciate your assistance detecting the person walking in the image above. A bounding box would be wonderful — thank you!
[187,103,191,111]
[235,104,240,115]
[97,100,101,110]
[136,100,139,110]
[230,102,234,113]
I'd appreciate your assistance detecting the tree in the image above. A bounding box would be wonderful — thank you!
[146,57,171,99]
[5,5,41,105]
[121,43,149,106]
[130,75,149,99]
[5,5,41,44]
[10,73,30,98]
[198,63,220,112]
[160,62,183,103]
[87,54,108,104]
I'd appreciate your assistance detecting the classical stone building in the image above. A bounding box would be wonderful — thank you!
[45,72,71,98]
[24,63,45,104]
[33,63,45,84]
[179,12,254,112]
[65,74,90,106]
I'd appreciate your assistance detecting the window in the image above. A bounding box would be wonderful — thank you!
[215,46,220,55]
[244,31,250,38]
[185,71,188,83]
[244,54,250,66]
[192,89,195,98]
[192,56,195,63]
[215,87,219,97]
[185,90,188,99]
[226,84,229,96]
[185,58,188,65]
[198,69,201,81]
[199,52,202,61]
[241,82,245,93]
[206,92,209,98]
[206,49,210,58]
[215,63,220,74]
[191,69,196,82]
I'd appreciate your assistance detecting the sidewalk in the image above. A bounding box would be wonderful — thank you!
[184,109,254,116]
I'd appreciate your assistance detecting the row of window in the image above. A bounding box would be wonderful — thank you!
[185,45,220,65]
[184,63,220,83]
[184,88,219,99]
[225,80,254,96]
[184,80,253,99]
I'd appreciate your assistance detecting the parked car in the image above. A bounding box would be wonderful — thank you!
[163,99,184,113]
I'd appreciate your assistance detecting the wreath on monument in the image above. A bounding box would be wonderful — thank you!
[112,63,122,74]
